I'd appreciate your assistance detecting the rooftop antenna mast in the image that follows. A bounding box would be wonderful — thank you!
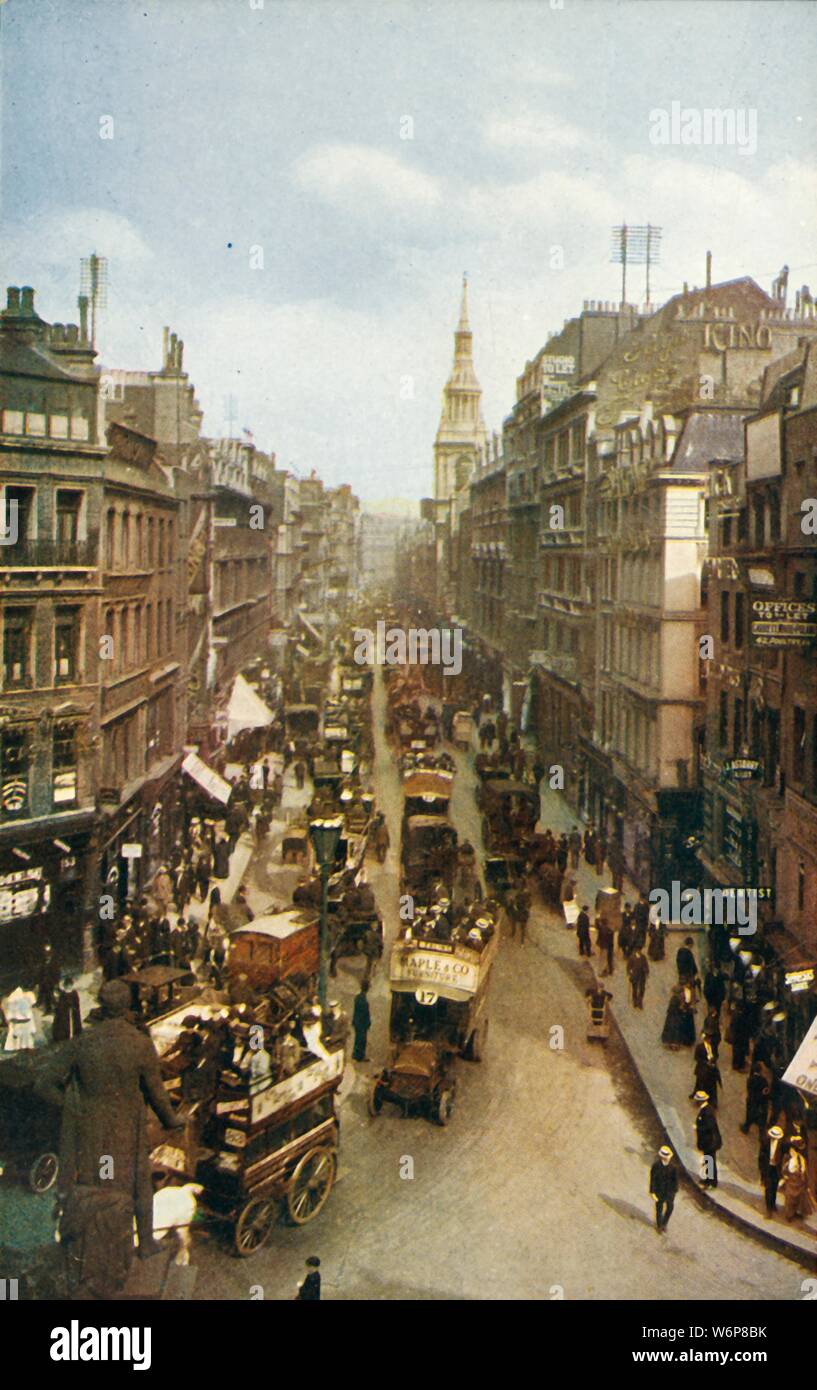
[611,224,662,309]
[79,253,108,347]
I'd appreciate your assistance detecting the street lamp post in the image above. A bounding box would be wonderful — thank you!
[308,816,343,1008]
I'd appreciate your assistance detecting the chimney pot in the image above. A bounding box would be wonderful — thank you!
[20,287,35,314]
[66,324,78,343]
[78,295,89,342]
[6,287,20,314]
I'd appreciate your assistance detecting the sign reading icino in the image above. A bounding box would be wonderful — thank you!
[750,598,817,649]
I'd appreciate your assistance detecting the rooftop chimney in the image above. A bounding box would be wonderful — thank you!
[20,287,35,315]
[6,287,20,314]
[162,325,169,368]
[78,294,89,342]
[705,251,712,289]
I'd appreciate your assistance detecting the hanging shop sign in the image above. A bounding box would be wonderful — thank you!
[0,866,50,923]
[784,967,815,995]
[721,758,762,782]
[750,599,817,649]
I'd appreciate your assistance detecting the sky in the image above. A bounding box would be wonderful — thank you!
[2,0,816,501]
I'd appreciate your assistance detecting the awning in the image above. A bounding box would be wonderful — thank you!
[182,752,232,805]
[227,674,275,738]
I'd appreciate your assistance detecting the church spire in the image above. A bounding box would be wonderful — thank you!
[433,275,487,502]
[458,273,470,332]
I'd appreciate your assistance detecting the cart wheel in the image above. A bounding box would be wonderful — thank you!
[286,1146,336,1225]
[234,1198,277,1257]
[29,1151,59,1194]
[469,1018,488,1063]
[436,1089,454,1126]
[368,1078,384,1117]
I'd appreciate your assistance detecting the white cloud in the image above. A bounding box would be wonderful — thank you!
[293,143,443,211]
[483,111,598,153]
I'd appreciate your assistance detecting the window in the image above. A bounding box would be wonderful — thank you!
[121,608,130,672]
[106,509,117,570]
[5,485,34,551]
[733,697,744,755]
[53,724,78,806]
[54,607,80,684]
[121,512,131,568]
[793,706,806,783]
[55,490,82,546]
[720,591,730,644]
[719,690,729,748]
[753,497,765,547]
[769,492,781,543]
[0,727,30,816]
[721,516,733,549]
[734,592,745,650]
[3,608,33,687]
[147,516,155,566]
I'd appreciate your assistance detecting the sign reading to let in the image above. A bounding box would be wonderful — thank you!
[750,599,817,648]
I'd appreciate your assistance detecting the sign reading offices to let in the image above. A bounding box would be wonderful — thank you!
[750,598,817,649]
[392,948,479,996]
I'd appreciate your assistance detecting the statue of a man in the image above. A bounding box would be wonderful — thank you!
[37,979,183,1285]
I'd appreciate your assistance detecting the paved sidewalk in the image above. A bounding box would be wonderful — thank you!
[528,779,817,1265]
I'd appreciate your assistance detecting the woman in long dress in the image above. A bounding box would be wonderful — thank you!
[661,984,696,1049]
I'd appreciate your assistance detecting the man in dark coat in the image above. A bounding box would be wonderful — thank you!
[36,978,182,1260]
[576,906,593,957]
[630,899,648,953]
[741,1061,771,1135]
[703,967,726,1020]
[352,981,371,1062]
[296,1255,321,1300]
[759,1124,785,1216]
[596,918,615,976]
[649,1146,679,1232]
[627,947,649,1008]
[691,1037,722,1108]
[52,976,82,1043]
[694,1092,722,1188]
[36,943,61,1013]
[676,937,700,993]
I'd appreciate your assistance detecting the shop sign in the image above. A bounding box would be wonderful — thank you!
[750,599,817,649]
[1,778,27,813]
[391,948,479,996]
[783,1014,817,1097]
[121,843,143,859]
[721,758,762,782]
[250,1047,344,1125]
[0,866,50,923]
[784,967,815,994]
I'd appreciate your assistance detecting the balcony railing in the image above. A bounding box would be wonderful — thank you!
[0,534,99,568]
